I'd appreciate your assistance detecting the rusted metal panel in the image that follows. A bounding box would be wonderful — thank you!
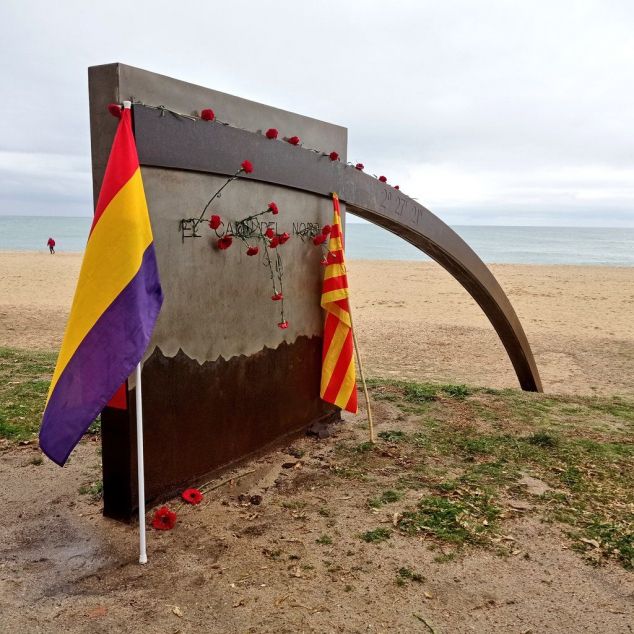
[102,336,338,521]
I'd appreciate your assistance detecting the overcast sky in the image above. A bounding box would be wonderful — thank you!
[1,0,633,226]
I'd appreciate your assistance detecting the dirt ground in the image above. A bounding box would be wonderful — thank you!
[1,252,633,396]
[1,402,633,634]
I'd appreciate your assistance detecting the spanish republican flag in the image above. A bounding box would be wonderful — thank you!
[320,193,358,413]
[39,104,163,466]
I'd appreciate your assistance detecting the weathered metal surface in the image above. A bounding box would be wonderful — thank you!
[134,104,542,392]
[102,336,338,521]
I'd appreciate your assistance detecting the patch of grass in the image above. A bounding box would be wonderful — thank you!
[526,431,559,448]
[360,527,392,543]
[0,347,57,441]
[316,534,333,545]
[378,430,407,443]
[79,480,103,501]
[368,489,404,509]
[440,384,471,399]
[398,489,501,545]
[397,567,424,582]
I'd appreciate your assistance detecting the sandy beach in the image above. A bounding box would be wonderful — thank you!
[1,251,633,395]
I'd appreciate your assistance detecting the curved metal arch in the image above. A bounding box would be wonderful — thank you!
[133,105,542,392]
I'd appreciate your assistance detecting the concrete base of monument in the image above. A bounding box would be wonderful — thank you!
[102,335,340,522]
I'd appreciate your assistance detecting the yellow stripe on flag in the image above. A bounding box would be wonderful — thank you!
[47,168,153,400]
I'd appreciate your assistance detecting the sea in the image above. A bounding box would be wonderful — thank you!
[1,215,633,266]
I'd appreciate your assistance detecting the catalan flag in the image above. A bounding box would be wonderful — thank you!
[39,104,163,466]
[320,193,358,413]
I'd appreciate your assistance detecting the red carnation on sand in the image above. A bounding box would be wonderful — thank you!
[265,227,276,239]
[278,232,290,244]
[107,103,122,118]
[329,151,339,161]
[313,233,327,246]
[182,488,204,505]
[269,236,280,248]
[321,224,331,235]
[355,163,364,170]
[394,185,400,190]
[378,175,387,183]
[271,292,284,301]
[217,236,233,250]
[152,506,177,531]
[268,202,279,215]
[246,246,259,256]
[278,320,289,329]
[265,128,279,139]
[201,108,215,121]
[209,214,222,230]
[287,136,300,146]
[241,160,254,174]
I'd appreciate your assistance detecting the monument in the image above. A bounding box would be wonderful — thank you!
[88,63,541,521]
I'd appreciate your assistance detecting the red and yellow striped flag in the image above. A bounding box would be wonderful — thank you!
[320,193,358,413]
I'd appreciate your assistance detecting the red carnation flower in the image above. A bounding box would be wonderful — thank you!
[209,214,222,230]
[321,225,332,235]
[265,128,279,139]
[394,185,400,190]
[217,236,233,250]
[355,163,364,171]
[313,233,327,246]
[182,488,204,505]
[329,151,339,161]
[246,246,259,256]
[278,232,290,245]
[271,292,284,301]
[152,506,177,531]
[107,103,122,118]
[265,227,276,239]
[278,321,289,329]
[269,236,280,248]
[241,160,254,174]
[268,202,279,215]
[201,108,215,121]
[379,175,387,183]
[287,136,300,146]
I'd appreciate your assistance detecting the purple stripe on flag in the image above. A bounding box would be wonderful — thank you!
[39,244,163,466]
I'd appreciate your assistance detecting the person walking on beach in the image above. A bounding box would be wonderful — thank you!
[47,237,56,254]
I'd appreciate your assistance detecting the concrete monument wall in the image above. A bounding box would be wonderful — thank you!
[88,64,346,520]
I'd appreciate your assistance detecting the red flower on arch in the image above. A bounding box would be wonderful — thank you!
[329,151,339,161]
[241,160,254,174]
[287,136,301,146]
[268,202,279,215]
[278,232,290,245]
[107,103,122,118]
[265,128,279,139]
[378,175,387,183]
[355,163,364,171]
[182,488,204,505]
[152,506,177,531]
[246,246,259,256]
[201,108,215,121]
[209,214,222,230]
[313,233,327,246]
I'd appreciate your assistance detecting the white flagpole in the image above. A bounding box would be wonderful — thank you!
[135,362,148,564]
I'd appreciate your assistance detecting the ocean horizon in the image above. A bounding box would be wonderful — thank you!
[1,215,633,266]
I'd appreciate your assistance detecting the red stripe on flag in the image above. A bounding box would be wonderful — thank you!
[322,330,354,403]
[91,109,139,234]
[345,387,358,412]
[322,274,349,293]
